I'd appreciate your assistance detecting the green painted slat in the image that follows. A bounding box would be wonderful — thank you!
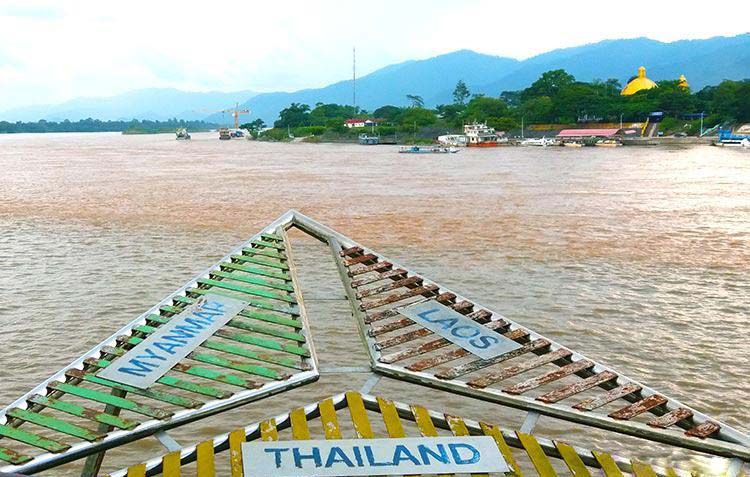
[187,288,299,315]
[197,278,295,303]
[68,370,204,409]
[251,240,285,250]
[6,408,102,442]
[259,233,284,243]
[0,422,69,452]
[168,296,302,328]
[214,329,310,357]
[241,247,287,260]
[48,382,171,419]
[100,344,259,390]
[0,446,31,465]
[87,358,233,400]
[240,310,302,329]
[27,394,138,431]
[228,318,306,342]
[231,254,289,270]
[219,262,290,281]
[110,323,302,371]
[211,270,293,292]
[126,326,309,358]
[203,334,304,369]
[188,352,284,380]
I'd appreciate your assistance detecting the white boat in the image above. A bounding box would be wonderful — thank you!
[399,145,459,154]
[520,137,556,147]
[437,123,503,147]
[595,139,622,147]
[563,142,583,148]
[437,134,468,147]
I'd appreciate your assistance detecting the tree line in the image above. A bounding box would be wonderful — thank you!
[0,118,219,134]
[267,70,750,136]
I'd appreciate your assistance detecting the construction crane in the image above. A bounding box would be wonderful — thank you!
[201,103,250,129]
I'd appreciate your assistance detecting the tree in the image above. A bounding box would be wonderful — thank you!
[373,105,403,122]
[398,107,437,128]
[452,80,470,105]
[240,119,266,131]
[519,96,554,123]
[406,94,424,108]
[522,69,576,101]
[274,103,311,128]
[462,96,508,123]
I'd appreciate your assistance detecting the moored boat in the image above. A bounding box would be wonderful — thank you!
[399,145,459,154]
[175,128,191,140]
[358,133,379,145]
[521,137,557,147]
[465,122,500,147]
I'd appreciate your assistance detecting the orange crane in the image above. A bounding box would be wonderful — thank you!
[201,103,250,129]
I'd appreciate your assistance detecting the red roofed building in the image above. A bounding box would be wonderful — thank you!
[345,118,386,128]
[557,128,621,138]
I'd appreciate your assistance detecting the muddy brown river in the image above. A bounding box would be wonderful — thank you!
[0,132,748,475]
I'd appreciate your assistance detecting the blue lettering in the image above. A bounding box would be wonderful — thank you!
[449,443,480,464]
[352,446,364,467]
[392,445,421,466]
[469,335,500,349]
[264,448,289,468]
[364,445,392,467]
[293,447,321,468]
[416,308,441,321]
[451,325,480,339]
[418,444,450,464]
[160,331,192,343]
[117,359,159,377]
[325,447,354,468]
[193,310,222,321]
[153,341,183,355]
[136,348,166,361]
[428,317,459,330]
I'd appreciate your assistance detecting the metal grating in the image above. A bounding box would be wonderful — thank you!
[0,218,319,475]
[111,391,697,477]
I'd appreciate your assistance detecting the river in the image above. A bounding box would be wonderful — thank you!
[0,132,748,475]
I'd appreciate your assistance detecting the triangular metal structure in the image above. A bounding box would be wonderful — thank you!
[0,215,318,474]
[109,391,698,477]
[1,210,747,476]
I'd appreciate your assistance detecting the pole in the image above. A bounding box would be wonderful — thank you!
[700,113,704,136]
[521,116,525,139]
[352,46,356,113]
[619,113,623,130]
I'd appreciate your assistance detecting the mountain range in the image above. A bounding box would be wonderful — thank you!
[0,88,257,122]
[3,34,749,124]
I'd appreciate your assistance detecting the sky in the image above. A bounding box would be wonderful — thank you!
[0,0,748,111]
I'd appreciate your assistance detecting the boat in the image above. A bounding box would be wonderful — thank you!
[465,122,500,147]
[563,141,583,148]
[520,137,556,147]
[715,128,750,147]
[595,139,622,147]
[358,133,379,145]
[399,145,459,154]
[175,128,191,140]
[2,210,748,476]
[218,127,232,140]
[436,133,468,147]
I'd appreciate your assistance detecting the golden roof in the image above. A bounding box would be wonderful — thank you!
[621,66,658,96]
[678,74,689,89]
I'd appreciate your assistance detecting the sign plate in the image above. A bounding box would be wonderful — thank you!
[98,294,247,388]
[241,436,509,476]
[398,300,521,359]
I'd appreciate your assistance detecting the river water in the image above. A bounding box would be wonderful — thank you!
[0,132,748,475]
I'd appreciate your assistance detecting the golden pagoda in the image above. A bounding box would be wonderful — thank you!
[621,66,658,96]
[678,74,690,89]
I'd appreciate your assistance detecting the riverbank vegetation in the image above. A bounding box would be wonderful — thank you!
[256,70,749,140]
[0,118,219,134]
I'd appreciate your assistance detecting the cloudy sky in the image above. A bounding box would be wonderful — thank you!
[0,0,747,111]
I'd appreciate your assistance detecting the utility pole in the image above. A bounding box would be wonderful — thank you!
[352,46,357,113]
[521,116,525,139]
[619,113,623,130]
[700,112,704,136]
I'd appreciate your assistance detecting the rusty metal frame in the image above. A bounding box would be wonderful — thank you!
[286,210,750,462]
[3,209,748,475]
